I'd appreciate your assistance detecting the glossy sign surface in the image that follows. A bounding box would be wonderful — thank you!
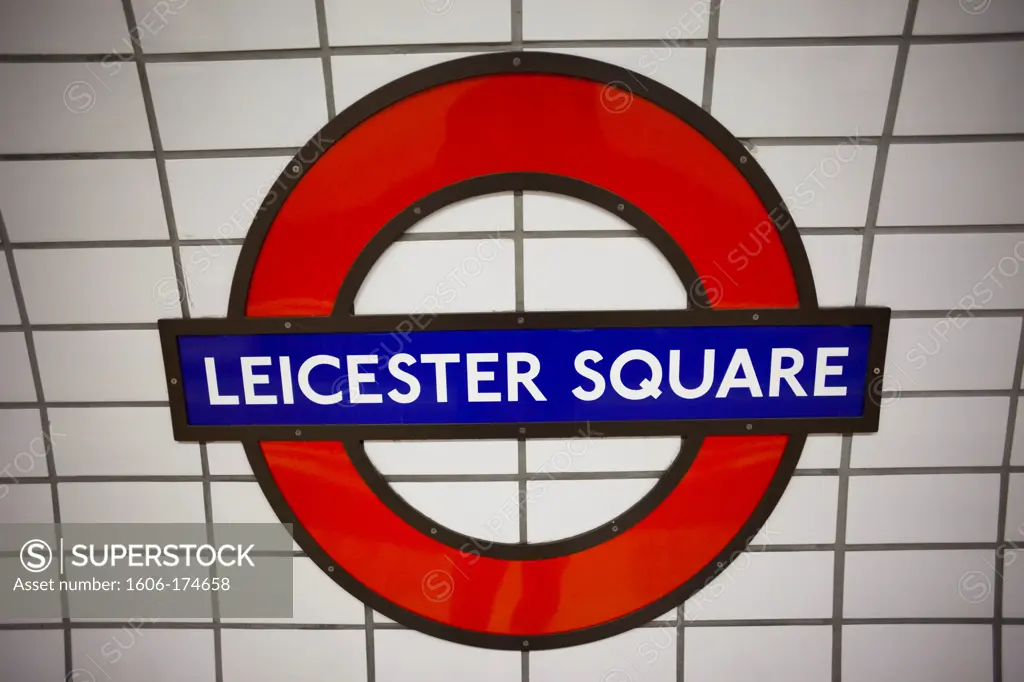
[191,52,888,650]
[176,324,874,425]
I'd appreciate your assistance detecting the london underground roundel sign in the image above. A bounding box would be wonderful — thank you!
[159,52,890,650]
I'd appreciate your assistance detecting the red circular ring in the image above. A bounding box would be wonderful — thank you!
[231,54,811,649]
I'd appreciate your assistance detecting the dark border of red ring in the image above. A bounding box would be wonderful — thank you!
[156,51,892,651]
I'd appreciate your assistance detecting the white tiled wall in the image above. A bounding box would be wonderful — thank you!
[0,1,1021,681]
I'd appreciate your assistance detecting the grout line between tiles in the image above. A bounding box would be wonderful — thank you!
[2,30,1023,64]
[5,225,1024,252]
[1,616,1021,632]
[313,0,337,121]
[993,319,1024,682]
[118,2,223,680]
[4,466,1024,486]
[3,133,1024,163]
[0,207,71,677]
[513,185,530,676]
[682,4,721,677]
[835,3,920,681]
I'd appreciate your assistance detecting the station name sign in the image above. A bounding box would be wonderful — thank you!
[159,308,889,441]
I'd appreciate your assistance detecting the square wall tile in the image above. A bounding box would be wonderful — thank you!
[354,239,516,314]
[846,474,1000,544]
[914,0,1024,35]
[531,627,676,682]
[719,0,909,37]
[326,0,509,45]
[1005,555,1024,618]
[524,238,687,311]
[221,630,366,682]
[0,631,66,682]
[844,550,996,618]
[205,442,251,476]
[0,63,151,154]
[1006,474,1024,542]
[750,144,877,228]
[0,410,47,480]
[878,142,1024,226]
[523,192,636,232]
[391,481,521,543]
[684,552,833,621]
[526,478,657,543]
[1005,627,1024,682]
[798,436,842,469]
[754,476,838,545]
[33,330,167,402]
[0,333,37,402]
[166,156,290,240]
[365,440,519,476]
[0,0,130,53]
[209,482,296,550]
[408,194,514,235]
[0,160,168,243]
[842,625,991,682]
[331,53,475,113]
[896,43,1024,135]
[523,0,711,40]
[0,554,62,623]
[526,436,682,474]
[0,259,19,324]
[180,244,241,318]
[882,317,1022,391]
[0,483,54,523]
[211,482,274,524]
[71,629,216,682]
[712,47,897,137]
[49,407,201,476]
[851,396,1010,468]
[222,557,365,625]
[530,47,706,104]
[148,60,327,150]
[868,233,1024,310]
[58,482,206,523]
[375,630,519,682]
[685,626,832,682]
[131,0,319,52]
[801,235,861,306]
[16,248,177,324]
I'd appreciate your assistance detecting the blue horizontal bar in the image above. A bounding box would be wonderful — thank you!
[175,325,873,427]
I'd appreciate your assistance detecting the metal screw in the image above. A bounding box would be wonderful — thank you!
[284,322,292,329]
[513,57,521,66]
[518,427,526,435]
[430,528,437,535]
[617,203,625,212]
[873,368,881,375]
[739,156,748,164]
[752,314,759,321]
[295,429,302,437]
[291,165,300,173]
[522,640,529,647]
[611,525,619,532]
[328,566,335,573]
[517,316,525,324]
[413,206,422,215]
[746,424,753,431]
[170,378,178,385]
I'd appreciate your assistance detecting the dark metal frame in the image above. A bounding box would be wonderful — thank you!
[156,50,893,650]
